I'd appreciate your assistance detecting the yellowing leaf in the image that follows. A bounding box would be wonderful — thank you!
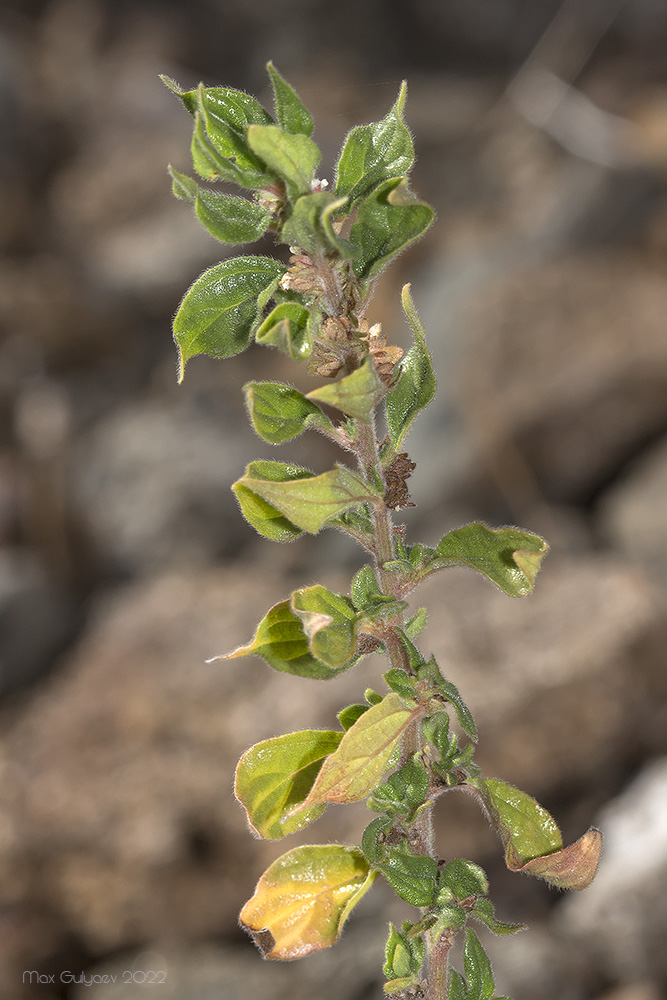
[301,692,420,807]
[240,844,376,959]
[235,730,343,839]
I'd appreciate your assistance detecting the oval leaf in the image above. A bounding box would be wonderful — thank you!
[301,693,420,807]
[235,729,343,839]
[244,381,330,443]
[234,462,380,535]
[173,256,284,380]
[385,284,436,450]
[247,125,321,202]
[430,523,549,597]
[255,301,313,360]
[349,177,434,282]
[211,599,351,679]
[239,844,375,959]
[169,167,271,243]
[290,585,358,669]
[232,460,312,541]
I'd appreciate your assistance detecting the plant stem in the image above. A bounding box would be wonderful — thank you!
[425,928,454,1000]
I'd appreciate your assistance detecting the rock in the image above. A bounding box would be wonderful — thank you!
[559,757,667,983]
[598,435,667,589]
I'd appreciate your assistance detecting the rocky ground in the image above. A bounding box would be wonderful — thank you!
[1,1,667,998]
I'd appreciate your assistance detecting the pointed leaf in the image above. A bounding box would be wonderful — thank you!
[160,74,197,114]
[302,693,420,806]
[463,928,496,1000]
[232,460,311,541]
[244,381,330,443]
[169,167,271,243]
[212,599,350,679]
[234,461,380,534]
[449,969,468,1000]
[267,61,314,136]
[255,301,313,360]
[235,729,343,839]
[470,898,526,936]
[335,83,414,204]
[430,523,549,597]
[240,844,375,959]
[290,585,358,669]
[307,357,385,420]
[511,827,603,890]
[385,284,437,449]
[190,110,248,184]
[173,256,284,380]
[247,125,321,201]
[350,178,434,282]
[281,191,350,256]
[197,83,275,188]
[471,778,602,889]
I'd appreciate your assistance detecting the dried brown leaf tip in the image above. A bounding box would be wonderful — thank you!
[385,451,416,510]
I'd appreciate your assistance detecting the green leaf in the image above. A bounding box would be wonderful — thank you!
[470,777,603,889]
[470,898,526,936]
[160,74,198,114]
[463,929,496,1000]
[337,703,369,730]
[307,357,385,420]
[449,969,469,1000]
[190,111,248,184]
[385,284,437,449]
[383,668,417,701]
[350,177,434,282]
[243,381,330,443]
[267,62,314,136]
[416,657,478,742]
[173,256,284,381]
[335,83,414,204]
[169,167,271,243]
[232,460,311,542]
[235,729,343,839]
[371,756,429,815]
[405,607,427,638]
[281,191,350,256]
[255,301,313,360]
[350,565,382,611]
[239,844,375,959]
[439,859,489,901]
[429,523,550,598]
[247,125,321,201]
[379,840,439,907]
[301,693,420,806]
[291,584,358,669]
[383,922,425,981]
[384,978,416,995]
[233,461,380,535]
[197,83,276,188]
[213,599,350,679]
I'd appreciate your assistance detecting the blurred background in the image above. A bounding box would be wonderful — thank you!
[1,0,667,997]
